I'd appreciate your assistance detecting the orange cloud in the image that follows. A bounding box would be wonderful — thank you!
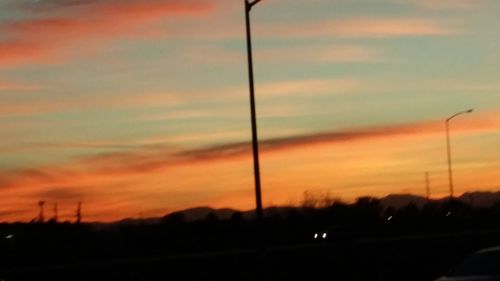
[0,77,356,117]
[2,110,499,188]
[0,90,184,117]
[256,78,361,98]
[0,41,52,65]
[0,80,41,91]
[0,0,213,67]
[0,100,65,117]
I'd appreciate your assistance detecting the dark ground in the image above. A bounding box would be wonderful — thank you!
[2,229,500,281]
[2,198,500,281]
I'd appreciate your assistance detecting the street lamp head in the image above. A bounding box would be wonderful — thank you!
[447,109,474,122]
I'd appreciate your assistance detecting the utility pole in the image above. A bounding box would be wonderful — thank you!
[445,120,453,198]
[425,172,430,200]
[76,201,82,224]
[245,0,264,221]
[446,109,473,198]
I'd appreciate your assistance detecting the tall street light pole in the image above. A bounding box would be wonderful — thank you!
[446,109,473,198]
[245,0,263,221]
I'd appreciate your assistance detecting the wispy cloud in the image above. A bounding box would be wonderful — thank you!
[0,90,183,117]
[0,80,41,92]
[2,110,498,189]
[179,43,382,66]
[395,0,482,10]
[257,45,383,64]
[0,0,213,67]
[257,77,361,98]
[257,18,458,38]
[169,77,363,103]
[0,100,65,117]
[85,109,500,162]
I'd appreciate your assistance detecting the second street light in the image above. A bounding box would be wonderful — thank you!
[446,109,473,198]
[245,0,263,221]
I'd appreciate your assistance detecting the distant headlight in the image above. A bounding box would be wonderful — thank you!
[322,232,327,239]
[314,233,319,239]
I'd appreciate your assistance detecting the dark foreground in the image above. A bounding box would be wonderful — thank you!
[2,228,500,281]
[3,198,500,281]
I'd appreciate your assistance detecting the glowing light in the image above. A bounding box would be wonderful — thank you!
[314,233,318,239]
[322,232,327,239]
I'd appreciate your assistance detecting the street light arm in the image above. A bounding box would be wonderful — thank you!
[247,0,262,9]
[446,109,474,122]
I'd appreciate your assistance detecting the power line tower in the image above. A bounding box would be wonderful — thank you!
[38,200,45,223]
[76,201,82,224]
[53,202,58,223]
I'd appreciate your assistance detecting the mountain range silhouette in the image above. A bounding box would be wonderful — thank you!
[109,191,500,225]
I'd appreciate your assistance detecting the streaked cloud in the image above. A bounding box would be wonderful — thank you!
[2,110,498,189]
[0,100,64,117]
[0,41,53,66]
[177,44,382,67]
[0,90,183,117]
[256,45,383,64]
[396,0,482,10]
[0,0,213,67]
[0,80,41,92]
[257,77,361,97]
[257,18,457,38]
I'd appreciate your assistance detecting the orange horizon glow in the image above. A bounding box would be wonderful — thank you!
[1,113,499,222]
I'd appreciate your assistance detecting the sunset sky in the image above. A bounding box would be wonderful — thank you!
[0,0,499,222]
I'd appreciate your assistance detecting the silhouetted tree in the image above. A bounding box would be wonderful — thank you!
[327,200,351,224]
[354,197,383,223]
[230,211,244,222]
[205,212,218,223]
[397,202,419,219]
[422,201,440,217]
[442,198,470,217]
[301,190,319,209]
